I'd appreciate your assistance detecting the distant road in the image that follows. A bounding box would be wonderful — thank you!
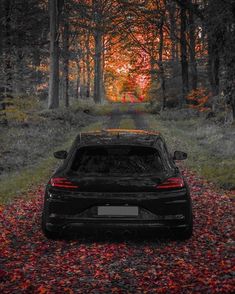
[106,103,148,129]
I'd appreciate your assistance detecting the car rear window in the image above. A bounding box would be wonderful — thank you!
[71,145,164,174]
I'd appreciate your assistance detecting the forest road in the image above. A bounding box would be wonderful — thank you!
[0,104,234,293]
[106,103,149,129]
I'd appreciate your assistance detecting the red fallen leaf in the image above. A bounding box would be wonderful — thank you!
[10,271,23,282]
[20,280,31,290]
[37,285,49,294]
[0,171,234,294]
[64,287,74,294]
[111,287,122,293]
[113,273,121,280]
[0,269,7,280]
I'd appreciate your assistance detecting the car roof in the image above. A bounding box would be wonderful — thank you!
[76,129,162,147]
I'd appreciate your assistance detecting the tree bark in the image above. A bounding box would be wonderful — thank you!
[14,49,24,95]
[62,19,69,107]
[0,0,4,97]
[81,58,87,99]
[85,32,91,99]
[94,30,103,103]
[75,59,81,100]
[150,56,156,86]
[208,35,220,96]
[48,0,60,109]
[188,2,198,90]
[180,0,189,105]
[14,3,24,96]
[159,17,166,110]
[4,0,13,99]
[168,1,177,62]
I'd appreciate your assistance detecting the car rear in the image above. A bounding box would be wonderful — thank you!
[42,143,193,239]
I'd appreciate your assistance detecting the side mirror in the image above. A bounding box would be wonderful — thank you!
[54,150,68,160]
[173,151,187,161]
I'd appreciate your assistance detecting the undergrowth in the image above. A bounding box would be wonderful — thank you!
[147,114,235,190]
[0,121,104,204]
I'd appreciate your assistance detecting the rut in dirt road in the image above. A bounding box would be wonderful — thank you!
[106,106,123,128]
[106,104,148,129]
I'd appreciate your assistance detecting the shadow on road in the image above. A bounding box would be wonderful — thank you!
[62,229,177,245]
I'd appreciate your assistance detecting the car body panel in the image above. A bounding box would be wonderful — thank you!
[42,129,193,238]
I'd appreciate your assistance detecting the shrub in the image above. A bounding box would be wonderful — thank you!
[4,96,40,123]
[159,108,199,121]
[186,88,210,112]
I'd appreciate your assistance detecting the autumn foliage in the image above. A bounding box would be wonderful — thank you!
[187,88,210,112]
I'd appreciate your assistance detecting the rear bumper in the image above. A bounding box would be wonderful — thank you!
[45,220,190,233]
[43,188,192,234]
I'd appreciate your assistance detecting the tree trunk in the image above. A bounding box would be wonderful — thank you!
[14,50,24,95]
[208,35,220,96]
[85,32,91,99]
[76,59,81,100]
[62,19,69,107]
[180,0,189,105]
[48,0,60,109]
[0,1,4,97]
[223,4,235,120]
[81,59,87,99]
[4,0,13,99]
[32,50,41,94]
[94,30,103,103]
[76,75,81,100]
[168,1,177,61]
[159,17,166,110]
[14,16,24,95]
[188,3,198,90]
[101,35,106,102]
[0,7,2,58]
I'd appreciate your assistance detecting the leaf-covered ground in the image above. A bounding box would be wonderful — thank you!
[0,167,234,293]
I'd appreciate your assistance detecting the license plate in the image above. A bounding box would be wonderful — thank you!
[97,206,139,217]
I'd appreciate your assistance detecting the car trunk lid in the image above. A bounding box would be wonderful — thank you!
[66,172,169,192]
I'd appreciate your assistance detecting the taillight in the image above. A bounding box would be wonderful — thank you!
[50,177,79,189]
[155,177,184,189]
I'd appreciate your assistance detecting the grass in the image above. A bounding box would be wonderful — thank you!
[93,102,141,115]
[93,102,150,115]
[71,100,150,116]
[94,103,117,115]
[0,121,105,204]
[146,114,235,190]
[119,117,136,129]
[1,99,148,204]
[2,101,234,204]
[72,99,117,116]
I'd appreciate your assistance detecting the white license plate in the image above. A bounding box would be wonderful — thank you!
[97,206,139,216]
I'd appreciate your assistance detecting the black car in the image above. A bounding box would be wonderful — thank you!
[42,129,193,240]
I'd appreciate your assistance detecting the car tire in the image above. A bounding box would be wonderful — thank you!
[175,225,193,240]
[41,212,61,240]
[171,216,193,241]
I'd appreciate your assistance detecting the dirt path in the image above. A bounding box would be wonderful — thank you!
[0,105,234,293]
[106,105,123,128]
[106,104,149,129]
